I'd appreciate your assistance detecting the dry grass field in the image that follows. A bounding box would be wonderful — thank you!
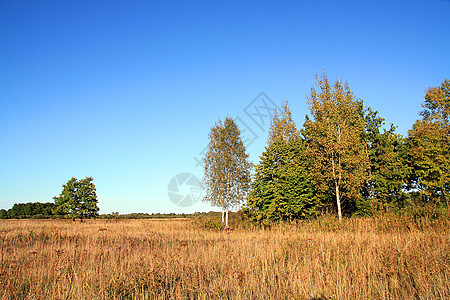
[0,216,448,299]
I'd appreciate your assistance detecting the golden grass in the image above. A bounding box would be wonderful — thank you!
[0,217,448,299]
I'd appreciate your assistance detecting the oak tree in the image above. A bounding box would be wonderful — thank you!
[53,177,99,221]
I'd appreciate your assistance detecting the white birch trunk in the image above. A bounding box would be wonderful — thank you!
[225,174,230,227]
[225,208,229,228]
[332,156,342,222]
[336,181,342,222]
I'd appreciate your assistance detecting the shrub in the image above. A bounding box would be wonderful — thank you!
[195,217,225,231]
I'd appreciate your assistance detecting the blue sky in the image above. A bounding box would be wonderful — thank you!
[1,0,449,214]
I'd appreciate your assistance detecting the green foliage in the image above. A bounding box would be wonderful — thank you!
[400,203,448,221]
[406,121,449,202]
[405,79,450,206]
[246,137,318,223]
[245,101,318,224]
[195,217,225,231]
[53,177,99,219]
[245,76,449,222]
[3,202,56,219]
[361,108,409,214]
[0,209,8,219]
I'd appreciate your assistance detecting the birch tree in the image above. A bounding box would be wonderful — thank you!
[267,100,298,144]
[202,117,252,227]
[303,74,369,221]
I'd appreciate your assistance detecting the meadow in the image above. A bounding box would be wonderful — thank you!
[0,216,448,299]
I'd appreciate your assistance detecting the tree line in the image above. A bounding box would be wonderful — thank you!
[0,177,100,221]
[202,74,449,224]
[0,202,56,219]
[2,74,447,223]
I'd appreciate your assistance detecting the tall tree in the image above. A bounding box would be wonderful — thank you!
[406,79,449,206]
[303,74,369,221]
[406,121,449,204]
[362,108,409,213]
[53,177,99,221]
[202,117,252,227]
[246,101,317,223]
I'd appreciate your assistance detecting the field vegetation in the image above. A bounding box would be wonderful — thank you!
[0,215,448,299]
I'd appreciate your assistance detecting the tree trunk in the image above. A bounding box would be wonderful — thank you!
[444,189,449,215]
[331,156,342,222]
[225,175,230,227]
[221,207,224,223]
[336,181,342,222]
[225,208,229,228]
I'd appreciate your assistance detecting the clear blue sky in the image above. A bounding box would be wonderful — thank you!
[1,0,449,214]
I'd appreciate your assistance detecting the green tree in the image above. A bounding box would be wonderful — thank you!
[362,108,409,213]
[246,101,317,224]
[53,177,99,221]
[303,74,369,221]
[406,79,449,206]
[202,117,252,227]
[406,121,449,205]
[0,209,7,219]
[246,138,316,223]
[6,202,56,218]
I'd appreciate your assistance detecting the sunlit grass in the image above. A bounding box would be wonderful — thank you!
[0,217,448,299]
